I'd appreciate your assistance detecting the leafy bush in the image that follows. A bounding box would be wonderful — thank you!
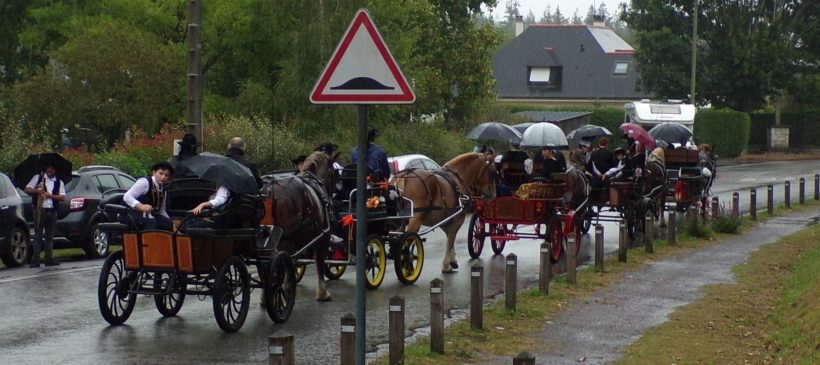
[693,109,750,158]
[710,204,743,234]
[682,216,713,238]
[0,102,44,175]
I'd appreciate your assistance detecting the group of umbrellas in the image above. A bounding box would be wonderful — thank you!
[467,120,694,151]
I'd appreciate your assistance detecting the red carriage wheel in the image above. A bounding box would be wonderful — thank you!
[490,224,506,255]
[466,214,485,259]
[548,215,564,263]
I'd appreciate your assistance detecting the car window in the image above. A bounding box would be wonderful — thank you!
[116,174,136,189]
[422,159,440,170]
[406,159,424,170]
[0,175,10,198]
[65,174,81,192]
[95,174,119,193]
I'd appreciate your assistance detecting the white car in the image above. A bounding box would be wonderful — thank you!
[388,154,440,178]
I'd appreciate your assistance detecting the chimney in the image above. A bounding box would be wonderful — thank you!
[592,14,606,27]
[514,15,524,37]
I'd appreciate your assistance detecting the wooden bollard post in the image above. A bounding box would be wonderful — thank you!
[429,279,444,354]
[513,351,536,365]
[539,242,550,295]
[799,178,805,204]
[668,210,677,246]
[767,185,774,215]
[618,222,627,262]
[644,214,653,253]
[566,233,576,284]
[268,334,295,365]
[505,253,517,310]
[340,314,355,365]
[470,265,483,330]
[815,174,819,200]
[389,296,405,365]
[785,181,791,209]
[750,189,757,220]
[732,192,740,217]
[711,196,720,218]
[594,224,604,272]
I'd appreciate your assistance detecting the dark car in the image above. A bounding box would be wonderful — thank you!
[17,165,136,258]
[0,173,30,267]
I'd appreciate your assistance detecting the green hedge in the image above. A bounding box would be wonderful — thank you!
[693,109,750,158]
[748,111,820,147]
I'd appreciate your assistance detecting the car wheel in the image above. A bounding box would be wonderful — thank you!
[84,220,110,259]
[1,225,29,267]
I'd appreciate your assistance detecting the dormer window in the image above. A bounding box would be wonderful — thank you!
[613,62,629,75]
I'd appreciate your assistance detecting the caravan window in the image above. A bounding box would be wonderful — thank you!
[649,105,681,114]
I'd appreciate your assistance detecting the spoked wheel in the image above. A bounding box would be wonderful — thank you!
[394,232,424,285]
[548,215,564,263]
[154,272,185,317]
[364,234,387,290]
[265,251,296,323]
[324,263,347,280]
[466,214,485,259]
[294,264,306,284]
[625,204,639,243]
[98,251,136,325]
[212,256,250,333]
[581,207,593,234]
[490,224,506,255]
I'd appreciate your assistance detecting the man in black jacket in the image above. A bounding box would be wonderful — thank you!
[225,137,262,188]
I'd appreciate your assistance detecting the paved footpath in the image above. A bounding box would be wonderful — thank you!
[478,207,820,365]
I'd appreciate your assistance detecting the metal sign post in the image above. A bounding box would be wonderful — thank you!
[354,105,368,365]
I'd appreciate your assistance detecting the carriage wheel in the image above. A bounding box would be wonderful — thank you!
[581,207,593,234]
[569,218,582,258]
[265,251,296,323]
[212,256,250,333]
[324,263,347,281]
[154,272,185,317]
[548,215,564,263]
[364,234,387,290]
[490,224,506,255]
[98,251,136,325]
[625,204,639,243]
[294,264,306,284]
[466,214,485,259]
[394,232,424,285]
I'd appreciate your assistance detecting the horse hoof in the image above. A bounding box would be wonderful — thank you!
[441,267,454,274]
[317,294,333,302]
[450,261,459,269]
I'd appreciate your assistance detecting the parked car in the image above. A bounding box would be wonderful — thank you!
[0,173,29,267]
[387,154,441,179]
[17,165,136,258]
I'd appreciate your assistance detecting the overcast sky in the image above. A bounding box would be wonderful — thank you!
[485,0,625,21]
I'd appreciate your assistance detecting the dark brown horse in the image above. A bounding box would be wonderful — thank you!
[392,153,497,273]
[263,151,334,301]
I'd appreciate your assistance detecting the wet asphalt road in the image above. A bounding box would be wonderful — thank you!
[0,160,818,364]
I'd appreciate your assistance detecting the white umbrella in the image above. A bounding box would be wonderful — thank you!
[520,122,568,148]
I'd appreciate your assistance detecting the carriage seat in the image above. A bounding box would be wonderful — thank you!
[500,162,530,189]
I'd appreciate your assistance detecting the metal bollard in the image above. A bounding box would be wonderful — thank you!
[268,334,295,365]
[618,222,627,262]
[800,178,805,204]
[750,189,757,220]
[732,192,740,217]
[644,214,653,253]
[388,296,405,365]
[566,233,576,284]
[513,351,536,365]
[668,210,677,246]
[768,185,774,215]
[340,314,355,365]
[505,253,517,311]
[470,265,483,330]
[785,181,791,209]
[594,224,604,272]
[430,279,444,354]
[539,242,550,295]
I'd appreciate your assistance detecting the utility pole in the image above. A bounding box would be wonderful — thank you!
[690,0,698,104]
[186,0,203,150]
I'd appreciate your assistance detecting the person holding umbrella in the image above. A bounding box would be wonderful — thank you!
[180,185,231,230]
[23,163,66,267]
[539,146,566,179]
[122,162,174,231]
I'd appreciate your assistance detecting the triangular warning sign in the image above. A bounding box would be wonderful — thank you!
[310,9,415,104]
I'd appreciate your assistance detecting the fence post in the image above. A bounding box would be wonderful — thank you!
[340,314,355,365]
[566,233,576,284]
[389,296,405,365]
[429,279,444,354]
[750,189,757,220]
[799,178,805,204]
[711,196,720,218]
[668,210,677,246]
[815,174,819,200]
[268,334,295,365]
[513,351,536,365]
[539,242,550,295]
[732,192,740,217]
[505,253,517,311]
[594,224,604,272]
[470,265,483,330]
[785,181,791,209]
[618,222,627,262]
[768,185,774,216]
[644,214,653,253]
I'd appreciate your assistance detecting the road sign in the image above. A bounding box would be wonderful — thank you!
[310,9,415,104]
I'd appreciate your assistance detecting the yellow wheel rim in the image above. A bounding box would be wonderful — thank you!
[294,264,306,283]
[365,236,386,290]
[398,234,424,284]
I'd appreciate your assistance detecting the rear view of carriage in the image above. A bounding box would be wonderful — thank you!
[664,148,715,215]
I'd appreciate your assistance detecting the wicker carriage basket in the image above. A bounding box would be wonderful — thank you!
[516,182,565,200]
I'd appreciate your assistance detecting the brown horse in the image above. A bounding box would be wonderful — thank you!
[263,151,334,301]
[392,153,497,273]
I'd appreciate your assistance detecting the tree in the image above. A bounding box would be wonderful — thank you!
[552,6,567,25]
[540,5,553,24]
[571,9,583,25]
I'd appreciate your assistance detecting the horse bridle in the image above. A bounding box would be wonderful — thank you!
[442,158,494,199]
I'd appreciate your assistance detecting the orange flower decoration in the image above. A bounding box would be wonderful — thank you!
[366,196,380,208]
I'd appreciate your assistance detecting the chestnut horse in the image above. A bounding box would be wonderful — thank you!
[392,153,497,273]
[263,151,334,301]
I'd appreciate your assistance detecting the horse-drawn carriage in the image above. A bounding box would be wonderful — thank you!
[663,147,716,214]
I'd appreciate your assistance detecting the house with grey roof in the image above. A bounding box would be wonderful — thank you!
[493,21,652,105]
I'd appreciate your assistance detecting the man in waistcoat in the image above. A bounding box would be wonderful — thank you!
[24,163,66,267]
[122,162,174,231]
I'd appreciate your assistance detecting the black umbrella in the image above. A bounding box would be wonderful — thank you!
[13,153,73,188]
[648,123,694,144]
[566,124,612,142]
[177,152,258,195]
[466,122,522,143]
[512,122,535,134]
